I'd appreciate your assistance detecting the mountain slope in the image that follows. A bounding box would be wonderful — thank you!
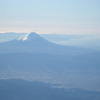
[0,32,100,91]
[0,32,87,55]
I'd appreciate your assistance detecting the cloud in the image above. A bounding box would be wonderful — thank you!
[56,34,100,50]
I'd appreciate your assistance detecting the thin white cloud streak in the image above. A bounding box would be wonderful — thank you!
[0,27,100,35]
[0,21,100,34]
[57,34,100,50]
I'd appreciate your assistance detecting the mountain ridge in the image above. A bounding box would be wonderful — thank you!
[0,32,87,55]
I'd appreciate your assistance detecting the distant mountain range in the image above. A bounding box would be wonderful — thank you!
[0,32,100,92]
[1,32,100,51]
[0,32,90,42]
[0,32,88,55]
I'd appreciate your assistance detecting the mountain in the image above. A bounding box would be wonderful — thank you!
[0,32,87,55]
[0,32,100,92]
[0,32,26,42]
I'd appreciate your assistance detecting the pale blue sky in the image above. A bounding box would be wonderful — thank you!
[0,0,100,34]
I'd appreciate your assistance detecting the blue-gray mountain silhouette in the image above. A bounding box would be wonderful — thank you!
[0,32,100,92]
[0,32,87,55]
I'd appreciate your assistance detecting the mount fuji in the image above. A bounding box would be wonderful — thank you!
[0,32,87,55]
[0,32,100,91]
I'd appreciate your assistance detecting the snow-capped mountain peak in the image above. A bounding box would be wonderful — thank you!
[17,34,29,41]
[17,32,40,41]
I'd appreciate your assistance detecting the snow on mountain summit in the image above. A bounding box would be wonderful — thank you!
[17,32,39,41]
[17,34,29,41]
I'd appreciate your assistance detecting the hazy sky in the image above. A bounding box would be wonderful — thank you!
[0,0,100,34]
